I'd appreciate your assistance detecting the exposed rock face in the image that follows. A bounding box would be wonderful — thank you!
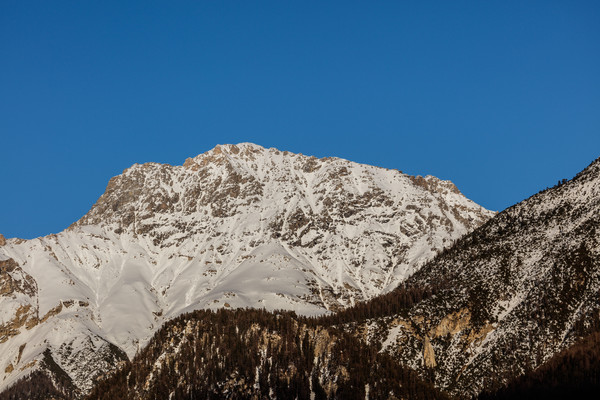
[0,258,37,344]
[364,157,600,398]
[423,336,437,368]
[0,143,493,395]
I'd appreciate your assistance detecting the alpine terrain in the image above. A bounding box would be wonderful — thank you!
[76,156,600,400]
[348,156,600,397]
[0,143,493,396]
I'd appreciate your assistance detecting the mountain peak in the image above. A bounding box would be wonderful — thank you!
[75,143,491,238]
[203,142,268,158]
[0,145,494,394]
[183,142,268,169]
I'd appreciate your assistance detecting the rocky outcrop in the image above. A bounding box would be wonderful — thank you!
[0,259,38,344]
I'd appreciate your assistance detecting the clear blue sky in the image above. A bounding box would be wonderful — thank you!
[1,1,599,239]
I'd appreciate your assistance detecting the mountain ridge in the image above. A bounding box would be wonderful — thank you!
[35,155,600,399]
[0,143,493,395]
[354,155,600,397]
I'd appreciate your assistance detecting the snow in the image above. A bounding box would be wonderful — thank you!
[0,143,494,393]
[380,325,403,352]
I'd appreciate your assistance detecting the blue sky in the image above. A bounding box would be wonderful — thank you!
[1,1,599,239]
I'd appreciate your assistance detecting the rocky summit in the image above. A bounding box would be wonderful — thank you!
[0,143,493,395]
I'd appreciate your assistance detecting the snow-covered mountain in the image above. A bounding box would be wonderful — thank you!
[361,156,600,397]
[0,143,493,394]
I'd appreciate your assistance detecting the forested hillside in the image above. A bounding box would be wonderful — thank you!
[86,308,448,400]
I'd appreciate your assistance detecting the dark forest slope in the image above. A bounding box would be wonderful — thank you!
[478,329,600,399]
[86,308,448,400]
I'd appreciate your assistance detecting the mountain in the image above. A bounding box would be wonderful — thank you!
[0,143,493,395]
[352,157,600,397]
[49,156,600,399]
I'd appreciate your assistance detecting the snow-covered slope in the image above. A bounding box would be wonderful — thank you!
[362,157,600,398]
[0,143,493,393]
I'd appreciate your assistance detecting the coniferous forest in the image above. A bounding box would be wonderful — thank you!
[85,308,448,400]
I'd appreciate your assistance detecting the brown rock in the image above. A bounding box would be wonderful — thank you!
[40,303,63,323]
[430,308,471,338]
[0,305,37,343]
[423,336,437,368]
[17,343,26,364]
